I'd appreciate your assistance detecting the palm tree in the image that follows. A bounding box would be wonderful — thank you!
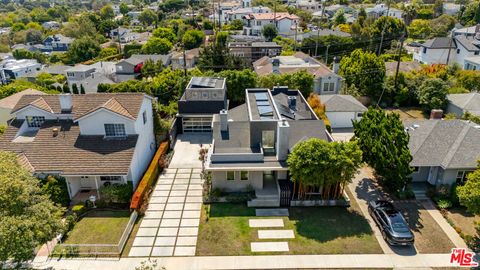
[403,5,417,26]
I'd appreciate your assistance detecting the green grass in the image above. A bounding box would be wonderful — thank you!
[197,199,382,255]
[64,210,131,244]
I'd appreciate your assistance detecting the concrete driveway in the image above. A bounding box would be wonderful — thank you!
[169,134,212,169]
[331,128,354,142]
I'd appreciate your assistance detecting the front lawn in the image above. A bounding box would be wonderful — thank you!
[63,210,131,244]
[445,207,479,237]
[197,196,382,255]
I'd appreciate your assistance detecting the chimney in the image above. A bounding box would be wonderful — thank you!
[59,94,72,113]
[430,109,443,119]
[333,56,340,74]
[272,58,280,74]
[220,109,228,132]
[276,120,290,161]
[288,96,296,110]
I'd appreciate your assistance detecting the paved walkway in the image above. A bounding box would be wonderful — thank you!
[129,168,203,257]
[32,253,459,269]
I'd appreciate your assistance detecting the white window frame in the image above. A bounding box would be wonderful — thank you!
[26,116,45,128]
[456,170,474,184]
[104,123,126,137]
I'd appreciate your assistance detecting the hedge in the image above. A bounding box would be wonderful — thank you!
[130,140,169,210]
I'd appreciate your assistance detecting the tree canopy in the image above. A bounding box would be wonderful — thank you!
[142,37,173,54]
[417,78,448,113]
[261,24,278,41]
[353,108,413,193]
[457,163,480,214]
[257,70,314,98]
[0,151,64,264]
[66,37,101,63]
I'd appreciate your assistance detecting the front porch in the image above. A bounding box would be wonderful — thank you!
[247,171,281,207]
[71,189,98,205]
[65,175,128,204]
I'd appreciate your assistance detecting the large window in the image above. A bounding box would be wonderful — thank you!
[183,117,212,133]
[262,130,275,148]
[456,170,474,184]
[104,124,126,137]
[100,176,122,182]
[226,171,235,181]
[323,82,335,92]
[241,171,249,180]
[26,116,45,127]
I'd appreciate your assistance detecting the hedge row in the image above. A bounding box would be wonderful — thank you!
[130,140,170,210]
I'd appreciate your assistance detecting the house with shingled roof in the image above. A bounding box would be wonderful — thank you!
[0,93,156,201]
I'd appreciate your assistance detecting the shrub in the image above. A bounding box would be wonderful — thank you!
[65,213,77,233]
[40,175,70,207]
[437,199,452,209]
[99,183,133,204]
[72,204,86,216]
[450,183,460,206]
[225,192,255,203]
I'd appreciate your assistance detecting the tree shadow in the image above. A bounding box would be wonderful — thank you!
[291,207,375,242]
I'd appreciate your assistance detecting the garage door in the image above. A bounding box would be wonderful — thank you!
[183,117,212,133]
[326,112,356,128]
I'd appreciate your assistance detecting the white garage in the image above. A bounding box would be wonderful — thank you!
[320,94,367,129]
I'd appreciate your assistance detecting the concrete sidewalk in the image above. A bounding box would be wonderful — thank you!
[32,253,457,269]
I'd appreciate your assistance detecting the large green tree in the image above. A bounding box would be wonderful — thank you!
[257,70,314,98]
[417,78,448,113]
[353,108,413,193]
[339,49,386,99]
[141,37,173,54]
[66,37,101,63]
[182,29,205,50]
[216,69,258,105]
[0,151,64,264]
[152,27,176,43]
[197,43,248,72]
[287,139,363,199]
[457,163,480,214]
[261,24,278,41]
[138,9,157,27]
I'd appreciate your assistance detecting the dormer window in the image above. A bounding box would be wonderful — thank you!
[26,116,45,128]
[104,124,126,137]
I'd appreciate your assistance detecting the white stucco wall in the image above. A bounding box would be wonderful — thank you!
[77,109,136,135]
[128,97,156,187]
[212,170,263,192]
[415,48,453,65]
[326,111,358,128]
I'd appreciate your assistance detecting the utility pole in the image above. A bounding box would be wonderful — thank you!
[273,0,277,29]
[325,45,330,64]
[294,24,298,51]
[446,31,454,65]
[394,33,405,91]
[315,0,326,57]
[183,45,187,77]
[377,1,391,56]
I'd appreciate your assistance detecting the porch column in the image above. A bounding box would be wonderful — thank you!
[65,177,73,199]
[94,176,100,199]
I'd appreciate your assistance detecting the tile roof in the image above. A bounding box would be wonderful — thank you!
[0,120,138,175]
[250,12,299,20]
[30,97,54,113]
[404,119,480,169]
[0,89,44,109]
[12,93,148,120]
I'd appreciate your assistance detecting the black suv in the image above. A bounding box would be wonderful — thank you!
[368,200,415,246]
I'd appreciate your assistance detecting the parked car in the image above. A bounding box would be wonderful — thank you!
[368,200,415,246]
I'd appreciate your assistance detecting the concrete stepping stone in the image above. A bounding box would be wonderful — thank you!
[155,185,171,191]
[173,179,190,184]
[165,203,184,211]
[178,227,199,236]
[132,237,155,247]
[162,211,182,219]
[175,173,191,179]
[180,218,200,227]
[136,227,158,237]
[170,190,187,196]
[177,168,192,174]
[158,179,174,185]
[176,236,197,246]
[143,211,163,219]
[174,246,196,256]
[129,246,152,257]
[192,168,202,173]
[151,246,174,256]
[187,190,202,196]
[182,210,201,219]
[150,196,168,204]
[185,196,203,203]
[251,242,289,252]
[157,227,179,236]
[172,184,189,190]
[167,196,185,203]
[160,218,180,227]
[154,236,176,246]
[184,203,202,210]
[163,168,177,174]
[151,190,169,197]
[258,230,295,239]
[149,203,165,211]
[249,219,284,228]
[188,184,203,190]
[256,208,289,217]
[140,219,161,228]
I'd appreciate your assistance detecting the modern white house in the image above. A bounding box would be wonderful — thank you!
[365,4,403,20]
[0,93,156,201]
[207,86,332,207]
[226,6,271,22]
[0,57,42,84]
[243,12,299,36]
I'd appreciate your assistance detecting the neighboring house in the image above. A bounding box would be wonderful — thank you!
[243,12,299,36]
[453,24,480,38]
[43,34,74,52]
[177,77,227,133]
[206,86,331,207]
[253,52,343,94]
[464,55,480,70]
[406,119,480,186]
[320,94,367,128]
[413,37,456,65]
[171,48,200,70]
[0,93,156,200]
[443,3,461,16]
[365,4,403,20]
[110,27,137,43]
[0,58,42,83]
[65,63,115,93]
[22,64,70,82]
[226,6,271,22]
[384,61,422,76]
[447,93,480,117]
[115,54,171,82]
[295,0,321,11]
[0,89,44,125]
[280,28,351,42]
[228,41,282,63]
[42,21,61,30]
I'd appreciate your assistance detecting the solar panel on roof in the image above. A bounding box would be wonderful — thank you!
[278,104,295,119]
[254,92,268,101]
[190,77,217,88]
[256,100,269,106]
[258,105,273,116]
